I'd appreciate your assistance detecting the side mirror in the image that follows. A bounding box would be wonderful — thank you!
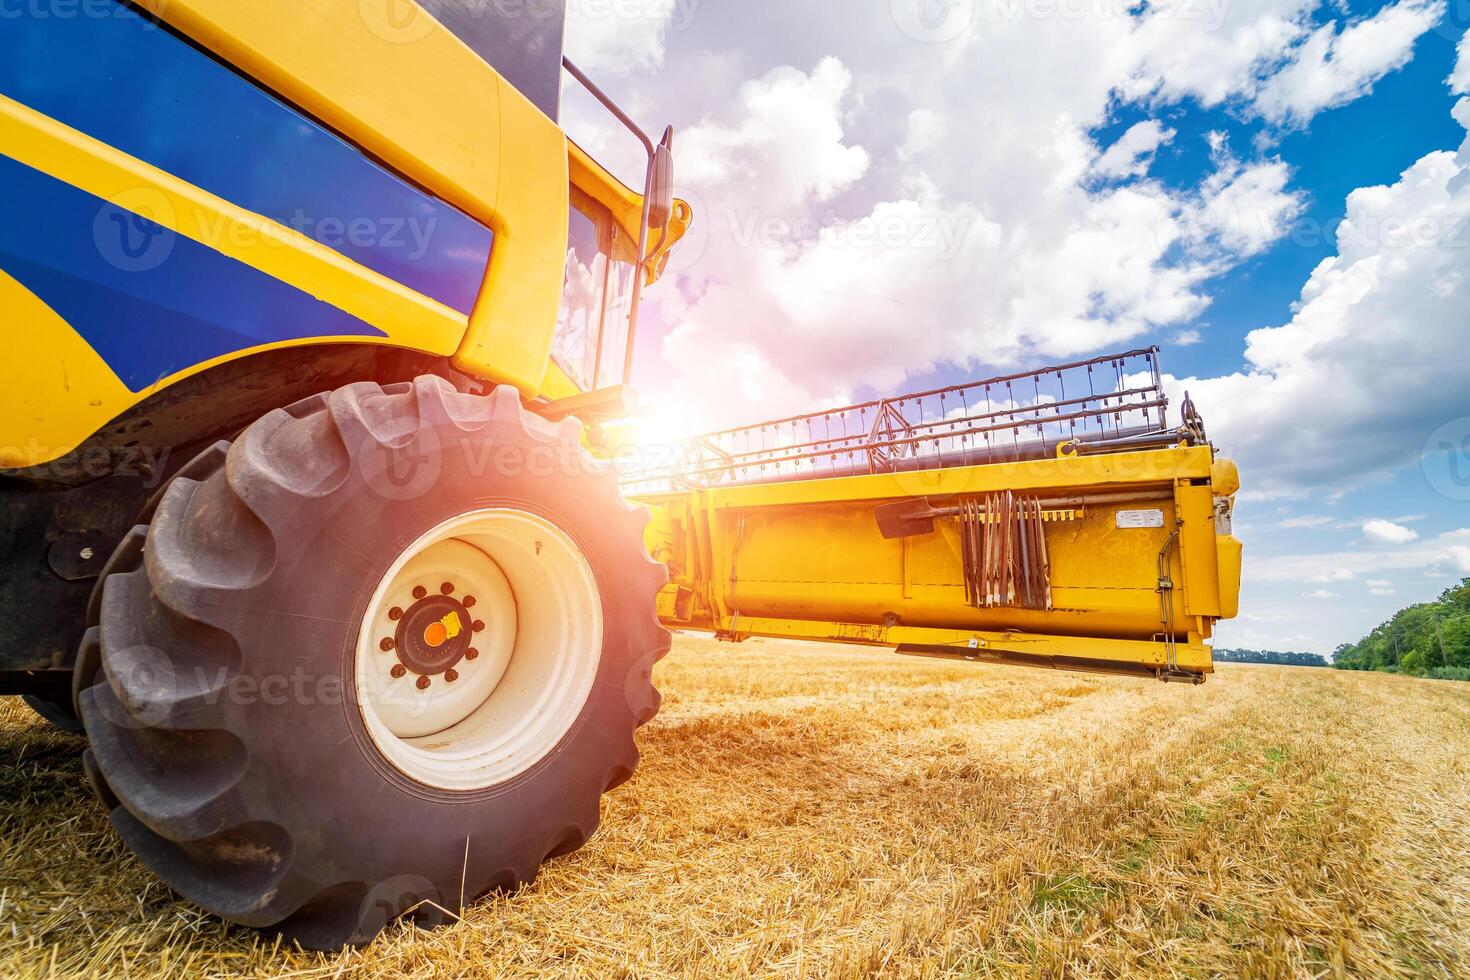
[647,128,675,230]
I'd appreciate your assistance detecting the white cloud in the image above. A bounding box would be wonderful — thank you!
[1308,567,1356,582]
[1280,514,1334,528]
[1172,328,1204,345]
[620,0,1445,437]
[1303,589,1340,598]
[564,0,678,74]
[1126,0,1320,109]
[1126,0,1442,125]
[1433,544,1470,573]
[1366,578,1394,588]
[1183,153,1303,257]
[681,59,870,207]
[1452,29,1470,94]
[1254,0,1445,125]
[1166,104,1470,497]
[899,109,944,162]
[1252,527,1470,581]
[1094,120,1176,178]
[1364,519,1420,543]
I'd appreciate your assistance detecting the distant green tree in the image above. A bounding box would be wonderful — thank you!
[1332,578,1470,680]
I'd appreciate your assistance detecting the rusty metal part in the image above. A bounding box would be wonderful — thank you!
[950,491,1057,612]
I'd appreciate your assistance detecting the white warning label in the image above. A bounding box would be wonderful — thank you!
[1116,509,1165,529]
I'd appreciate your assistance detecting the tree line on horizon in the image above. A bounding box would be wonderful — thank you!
[1214,648,1330,667]
[1331,578,1470,682]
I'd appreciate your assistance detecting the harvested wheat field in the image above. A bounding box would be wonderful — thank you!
[3,635,1469,979]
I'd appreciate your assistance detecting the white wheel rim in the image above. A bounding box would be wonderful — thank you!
[354,509,603,791]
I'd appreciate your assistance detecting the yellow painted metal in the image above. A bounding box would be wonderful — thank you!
[0,269,135,470]
[708,615,1216,675]
[568,140,693,286]
[0,95,469,468]
[1216,533,1243,620]
[640,448,1243,680]
[458,82,569,394]
[1175,483,1222,618]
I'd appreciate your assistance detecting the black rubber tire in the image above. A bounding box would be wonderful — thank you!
[44,445,230,736]
[77,377,669,948]
[22,693,84,734]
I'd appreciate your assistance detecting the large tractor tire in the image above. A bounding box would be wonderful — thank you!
[22,691,84,734]
[77,377,669,948]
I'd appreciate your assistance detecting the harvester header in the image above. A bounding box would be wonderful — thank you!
[626,348,1242,684]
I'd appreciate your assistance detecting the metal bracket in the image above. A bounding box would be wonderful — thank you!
[538,385,639,424]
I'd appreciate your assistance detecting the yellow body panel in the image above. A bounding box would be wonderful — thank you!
[1,269,135,469]
[641,447,1241,680]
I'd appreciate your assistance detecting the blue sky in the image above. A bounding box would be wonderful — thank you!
[562,0,1470,654]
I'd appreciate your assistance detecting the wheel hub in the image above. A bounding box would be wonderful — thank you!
[392,595,475,676]
[354,509,603,790]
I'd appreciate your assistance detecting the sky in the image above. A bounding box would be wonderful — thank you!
[559,0,1470,656]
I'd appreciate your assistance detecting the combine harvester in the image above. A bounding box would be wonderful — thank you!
[0,0,1239,949]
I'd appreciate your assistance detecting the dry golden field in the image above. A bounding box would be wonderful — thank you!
[2,636,1469,979]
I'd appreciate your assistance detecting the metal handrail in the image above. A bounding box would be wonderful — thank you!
[561,57,670,388]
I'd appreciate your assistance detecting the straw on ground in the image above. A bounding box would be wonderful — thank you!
[2,636,1468,978]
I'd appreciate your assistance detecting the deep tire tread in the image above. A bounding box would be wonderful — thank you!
[80,376,669,949]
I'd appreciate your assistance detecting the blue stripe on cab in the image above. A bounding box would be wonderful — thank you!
[0,3,493,315]
[0,153,386,392]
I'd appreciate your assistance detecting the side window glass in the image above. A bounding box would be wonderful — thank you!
[553,203,607,389]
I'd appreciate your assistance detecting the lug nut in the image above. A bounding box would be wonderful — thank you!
[463,595,477,609]
[466,648,479,661]
[441,582,455,595]
[412,585,428,600]
[445,669,459,683]
[472,620,485,633]
[416,675,431,690]
[388,607,403,621]
[391,664,407,679]
[380,637,396,652]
